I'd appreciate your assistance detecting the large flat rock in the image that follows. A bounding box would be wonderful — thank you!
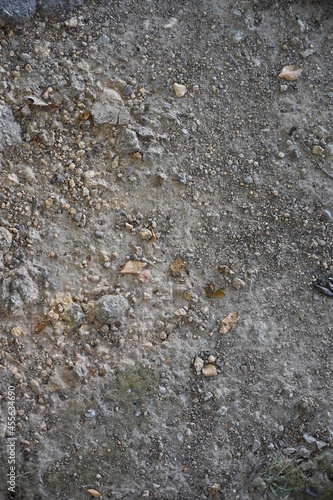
[92,89,130,126]
[0,103,22,150]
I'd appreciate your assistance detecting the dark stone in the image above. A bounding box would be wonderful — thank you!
[36,0,77,17]
[94,294,128,324]
[115,129,140,154]
[1,267,38,312]
[0,0,36,23]
[0,0,81,22]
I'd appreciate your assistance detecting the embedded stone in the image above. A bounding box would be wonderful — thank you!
[92,89,130,126]
[94,295,128,323]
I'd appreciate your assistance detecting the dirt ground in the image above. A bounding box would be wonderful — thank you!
[0,1,332,499]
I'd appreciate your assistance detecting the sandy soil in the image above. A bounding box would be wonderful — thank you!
[0,1,332,499]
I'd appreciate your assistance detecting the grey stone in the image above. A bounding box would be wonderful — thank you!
[300,49,315,59]
[0,227,12,250]
[1,267,38,312]
[73,363,88,380]
[252,477,266,492]
[232,277,246,290]
[298,447,311,459]
[244,175,253,185]
[92,89,130,126]
[321,210,332,221]
[115,129,140,154]
[0,0,36,22]
[94,294,128,323]
[325,144,333,157]
[253,438,261,452]
[292,148,302,159]
[0,104,22,151]
[177,172,187,184]
[29,379,42,395]
[283,447,296,456]
[303,433,316,444]
[136,126,155,140]
[39,129,55,147]
[0,0,80,22]
[62,302,85,328]
[316,440,327,450]
[36,0,76,17]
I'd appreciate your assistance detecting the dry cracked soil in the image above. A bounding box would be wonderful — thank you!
[0,1,333,499]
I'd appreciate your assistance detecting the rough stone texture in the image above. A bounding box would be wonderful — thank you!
[0,227,12,250]
[1,267,38,311]
[0,103,22,150]
[0,1,333,499]
[0,0,80,22]
[115,128,140,154]
[94,294,129,323]
[92,89,130,126]
[36,0,76,17]
[0,0,36,22]
[61,302,85,328]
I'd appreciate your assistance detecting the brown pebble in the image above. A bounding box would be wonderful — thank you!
[202,364,218,377]
[87,490,101,498]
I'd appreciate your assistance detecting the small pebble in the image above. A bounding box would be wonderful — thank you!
[321,210,332,221]
[316,440,327,450]
[139,228,152,240]
[202,364,218,377]
[232,278,246,290]
[298,447,310,458]
[177,172,187,184]
[253,439,261,452]
[283,447,296,456]
[174,307,186,317]
[173,83,187,98]
[303,433,316,444]
[194,357,204,373]
[312,145,324,155]
[0,228,13,250]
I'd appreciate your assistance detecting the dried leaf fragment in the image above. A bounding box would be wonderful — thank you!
[170,258,188,280]
[220,312,238,334]
[279,65,303,81]
[120,260,147,274]
[87,489,101,498]
[204,284,225,299]
[218,265,233,275]
[35,320,48,333]
[151,226,157,243]
[79,110,91,121]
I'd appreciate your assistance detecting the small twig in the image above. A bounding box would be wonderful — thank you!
[16,468,40,478]
[318,165,333,180]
